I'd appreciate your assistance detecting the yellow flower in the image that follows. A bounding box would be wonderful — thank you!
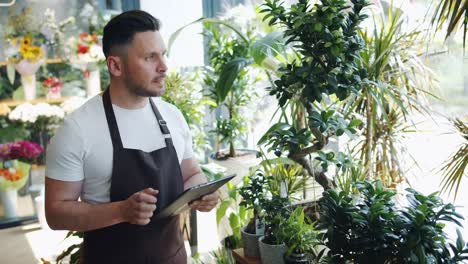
[30,46,43,57]
[21,46,43,62]
[22,49,35,60]
[21,37,32,46]
[20,44,29,54]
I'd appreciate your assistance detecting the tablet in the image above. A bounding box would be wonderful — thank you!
[155,174,235,219]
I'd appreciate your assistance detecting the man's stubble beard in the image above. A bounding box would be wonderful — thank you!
[123,71,165,98]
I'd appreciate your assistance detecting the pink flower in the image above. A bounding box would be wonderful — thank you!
[0,141,43,161]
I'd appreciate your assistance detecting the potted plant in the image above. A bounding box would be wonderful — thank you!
[167,8,288,180]
[317,180,468,263]
[238,171,268,258]
[278,207,320,264]
[258,0,369,191]
[258,194,290,264]
[202,20,262,180]
[317,180,404,263]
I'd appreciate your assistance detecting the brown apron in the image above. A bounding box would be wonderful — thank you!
[82,88,187,264]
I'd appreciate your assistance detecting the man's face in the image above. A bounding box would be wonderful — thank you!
[121,31,168,97]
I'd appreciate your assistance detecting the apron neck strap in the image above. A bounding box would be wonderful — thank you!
[149,98,174,146]
[103,87,174,148]
[103,88,124,149]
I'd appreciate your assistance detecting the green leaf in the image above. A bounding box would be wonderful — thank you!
[249,31,285,65]
[6,65,15,85]
[216,200,231,225]
[167,17,249,57]
[348,119,362,128]
[215,57,253,103]
[314,23,323,31]
[229,213,240,230]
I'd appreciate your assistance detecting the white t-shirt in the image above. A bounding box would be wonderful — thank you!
[46,95,194,204]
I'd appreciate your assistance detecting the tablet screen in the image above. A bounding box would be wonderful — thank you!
[155,174,235,219]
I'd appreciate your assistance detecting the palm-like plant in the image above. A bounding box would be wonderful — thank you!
[343,5,438,186]
[440,118,468,199]
[431,0,468,47]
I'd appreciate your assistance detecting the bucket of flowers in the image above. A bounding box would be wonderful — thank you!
[0,141,43,218]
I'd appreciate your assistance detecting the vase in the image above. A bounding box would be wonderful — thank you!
[21,74,37,101]
[241,226,262,258]
[258,236,287,264]
[0,189,18,218]
[85,69,101,97]
[14,57,45,101]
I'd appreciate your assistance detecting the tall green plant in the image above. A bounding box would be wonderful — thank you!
[203,22,258,158]
[168,10,287,159]
[344,5,438,186]
[259,0,369,190]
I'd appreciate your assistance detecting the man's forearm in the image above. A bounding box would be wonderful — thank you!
[183,172,207,190]
[46,200,125,232]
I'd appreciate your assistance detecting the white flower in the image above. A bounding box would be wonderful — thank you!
[9,103,37,123]
[8,102,65,123]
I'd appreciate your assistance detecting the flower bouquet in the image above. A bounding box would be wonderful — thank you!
[5,34,47,101]
[66,33,104,97]
[42,76,62,99]
[0,141,42,218]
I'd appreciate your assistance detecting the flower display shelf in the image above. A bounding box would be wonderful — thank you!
[0,97,70,116]
[0,58,63,67]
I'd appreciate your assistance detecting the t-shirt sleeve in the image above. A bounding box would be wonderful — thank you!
[175,108,194,160]
[46,117,85,182]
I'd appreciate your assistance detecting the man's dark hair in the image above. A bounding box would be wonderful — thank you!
[103,10,160,58]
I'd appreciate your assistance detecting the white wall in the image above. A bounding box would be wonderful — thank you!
[140,0,204,68]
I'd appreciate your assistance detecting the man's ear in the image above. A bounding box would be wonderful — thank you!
[107,56,123,77]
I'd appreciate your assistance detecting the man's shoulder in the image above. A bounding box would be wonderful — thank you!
[66,95,105,124]
[60,96,106,137]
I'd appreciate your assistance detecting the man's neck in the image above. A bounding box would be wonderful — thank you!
[108,82,148,110]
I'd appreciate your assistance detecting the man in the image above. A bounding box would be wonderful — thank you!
[45,10,218,264]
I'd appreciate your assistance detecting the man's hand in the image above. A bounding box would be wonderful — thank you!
[189,192,219,212]
[120,188,158,225]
